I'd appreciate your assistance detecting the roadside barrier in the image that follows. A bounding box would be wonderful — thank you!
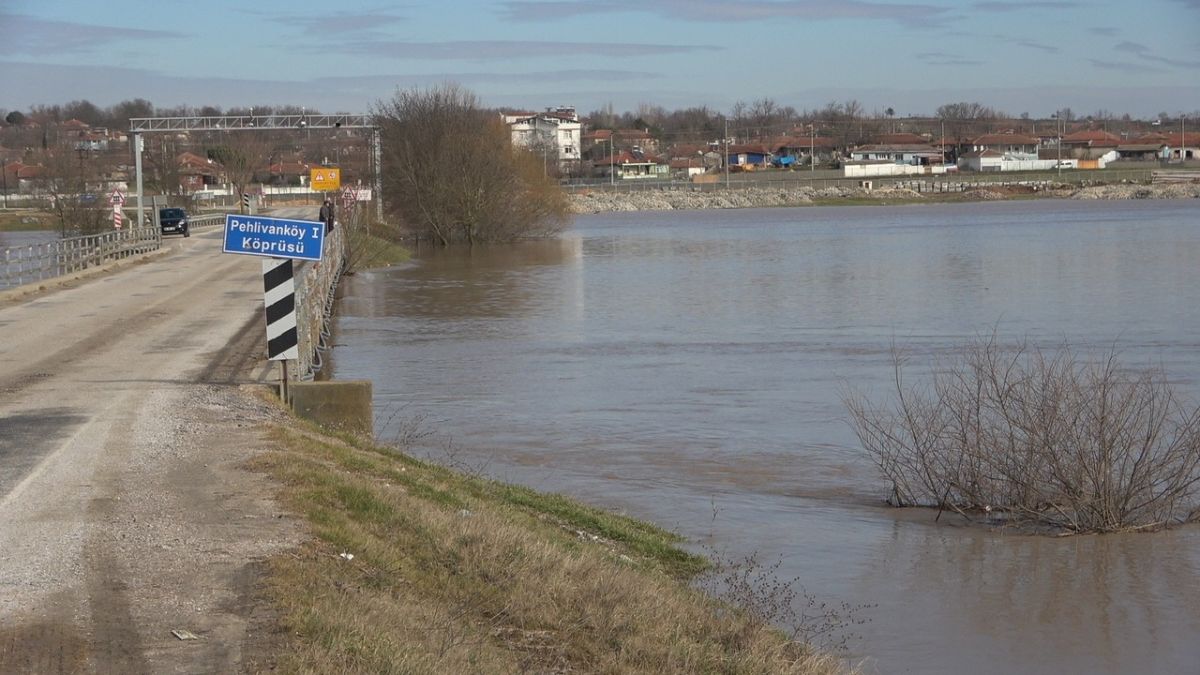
[1,227,159,290]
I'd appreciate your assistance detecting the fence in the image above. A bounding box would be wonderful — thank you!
[188,213,226,229]
[293,222,346,381]
[1,227,160,290]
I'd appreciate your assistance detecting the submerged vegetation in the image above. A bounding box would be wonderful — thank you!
[844,335,1200,533]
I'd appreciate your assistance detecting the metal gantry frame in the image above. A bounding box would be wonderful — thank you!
[127,115,383,222]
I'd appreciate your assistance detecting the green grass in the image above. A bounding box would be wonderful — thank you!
[250,418,846,674]
[0,210,58,232]
[343,227,410,273]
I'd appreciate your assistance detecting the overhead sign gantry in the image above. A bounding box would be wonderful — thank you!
[127,114,382,223]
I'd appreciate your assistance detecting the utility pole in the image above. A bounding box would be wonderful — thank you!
[940,119,945,166]
[607,136,614,186]
[811,123,820,171]
[724,118,730,186]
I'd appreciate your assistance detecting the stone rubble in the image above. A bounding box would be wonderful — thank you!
[569,182,1199,214]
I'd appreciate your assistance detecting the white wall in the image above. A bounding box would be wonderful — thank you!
[844,164,949,177]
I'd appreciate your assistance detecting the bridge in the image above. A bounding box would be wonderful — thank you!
[0,208,342,670]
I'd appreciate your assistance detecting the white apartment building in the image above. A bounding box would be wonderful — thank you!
[503,106,582,169]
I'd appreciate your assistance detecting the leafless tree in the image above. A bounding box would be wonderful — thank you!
[374,84,569,245]
[42,149,109,235]
[844,335,1200,533]
[204,131,272,204]
[936,101,1004,121]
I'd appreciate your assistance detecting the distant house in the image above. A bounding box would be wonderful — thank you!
[503,107,582,170]
[264,159,310,187]
[614,128,657,154]
[668,157,707,179]
[1116,132,1171,160]
[725,144,772,167]
[1167,131,1198,161]
[74,132,109,152]
[849,143,943,166]
[582,129,614,160]
[959,149,1004,172]
[177,152,226,193]
[593,150,668,180]
[16,164,46,193]
[770,135,839,166]
[1061,130,1122,159]
[970,133,1039,159]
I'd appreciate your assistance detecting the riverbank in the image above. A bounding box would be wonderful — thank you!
[251,406,846,673]
[569,181,1200,214]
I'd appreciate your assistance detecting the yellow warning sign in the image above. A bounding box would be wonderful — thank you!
[310,167,341,191]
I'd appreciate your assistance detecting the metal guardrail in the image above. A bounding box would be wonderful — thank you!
[189,213,226,229]
[293,223,346,381]
[1,227,160,290]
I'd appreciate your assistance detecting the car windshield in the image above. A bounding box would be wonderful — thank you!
[161,209,185,218]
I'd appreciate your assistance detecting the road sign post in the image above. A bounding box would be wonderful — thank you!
[223,214,326,399]
[222,214,325,262]
[311,167,341,192]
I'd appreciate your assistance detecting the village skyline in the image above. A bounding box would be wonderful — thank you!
[2,0,1199,118]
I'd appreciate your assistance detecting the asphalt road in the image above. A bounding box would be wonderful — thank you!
[0,225,262,503]
[0,212,314,672]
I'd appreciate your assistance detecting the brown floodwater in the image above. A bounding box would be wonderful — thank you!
[330,199,1200,674]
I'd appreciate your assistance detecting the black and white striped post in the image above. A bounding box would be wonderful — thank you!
[262,257,298,399]
[223,212,326,400]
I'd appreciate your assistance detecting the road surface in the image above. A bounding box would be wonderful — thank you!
[0,212,313,672]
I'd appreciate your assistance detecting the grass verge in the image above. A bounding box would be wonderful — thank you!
[250,419,844,674]
[0,210,57,232]
[344,224,411,274]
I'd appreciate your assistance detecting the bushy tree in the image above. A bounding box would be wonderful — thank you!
[374,84,569,245]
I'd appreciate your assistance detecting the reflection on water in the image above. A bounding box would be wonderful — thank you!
[332,200,1200,674]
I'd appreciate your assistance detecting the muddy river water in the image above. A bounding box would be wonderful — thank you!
[330,199,1200,674]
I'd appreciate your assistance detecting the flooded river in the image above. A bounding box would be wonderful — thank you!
[330,199,1200,674]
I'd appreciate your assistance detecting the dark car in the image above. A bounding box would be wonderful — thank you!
[159,207,190,237]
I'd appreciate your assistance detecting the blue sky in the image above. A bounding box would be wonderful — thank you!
[1,0,1198,118]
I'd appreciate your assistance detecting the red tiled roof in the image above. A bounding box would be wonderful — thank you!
[1063,130,1121,145]
[727,144,771,155]
[972,133,1039,146]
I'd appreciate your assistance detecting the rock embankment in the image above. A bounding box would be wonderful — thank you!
[569,182,1199,214]
[1069,183,1200,200]
[570,186,923,214]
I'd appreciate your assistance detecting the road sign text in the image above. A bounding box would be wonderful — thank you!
[223,215,325,262]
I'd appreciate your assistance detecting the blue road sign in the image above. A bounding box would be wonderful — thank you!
[223,214,325,262]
